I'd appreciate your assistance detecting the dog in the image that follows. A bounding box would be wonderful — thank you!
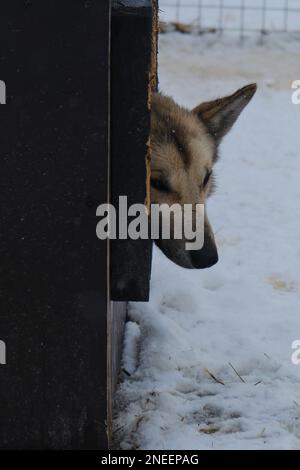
[150,84,257,269]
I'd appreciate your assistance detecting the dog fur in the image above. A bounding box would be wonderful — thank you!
[150,84,257,269]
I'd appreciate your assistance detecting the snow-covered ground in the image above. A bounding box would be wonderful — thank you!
[114,31,300,450]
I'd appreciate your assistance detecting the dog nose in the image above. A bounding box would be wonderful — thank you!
[190,249,219,269]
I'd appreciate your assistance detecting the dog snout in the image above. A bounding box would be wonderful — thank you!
[189,221,218,268]
[190,246,218,269]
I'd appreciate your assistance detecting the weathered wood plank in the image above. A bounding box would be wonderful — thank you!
[110,0,157,302]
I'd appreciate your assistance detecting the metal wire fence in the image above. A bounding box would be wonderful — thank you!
[159,0,300,37]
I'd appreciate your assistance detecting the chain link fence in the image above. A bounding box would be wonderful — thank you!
[159,0,300,37]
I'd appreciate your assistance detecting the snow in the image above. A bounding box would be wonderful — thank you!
[114,31,300,450]
[122,321,141,376]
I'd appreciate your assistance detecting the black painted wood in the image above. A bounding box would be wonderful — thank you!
[0,1,110,449]
[110,0,154,302]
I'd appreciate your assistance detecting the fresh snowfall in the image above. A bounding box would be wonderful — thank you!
[114,29,300,450]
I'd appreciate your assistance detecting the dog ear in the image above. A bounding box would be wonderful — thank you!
[193,84,257,143]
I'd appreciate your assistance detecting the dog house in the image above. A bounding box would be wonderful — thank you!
[0,0,157,449]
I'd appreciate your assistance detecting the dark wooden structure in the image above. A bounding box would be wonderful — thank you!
[111,1,155,302]
[0,0,157,450]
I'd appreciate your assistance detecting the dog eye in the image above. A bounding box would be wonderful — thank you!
[203,170,212,188]
[151,177,169,192]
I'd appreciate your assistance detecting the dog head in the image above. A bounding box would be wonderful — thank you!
[150,84,257,269]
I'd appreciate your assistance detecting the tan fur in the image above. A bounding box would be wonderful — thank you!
[150,84,257,269]
[151,94,215,207]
